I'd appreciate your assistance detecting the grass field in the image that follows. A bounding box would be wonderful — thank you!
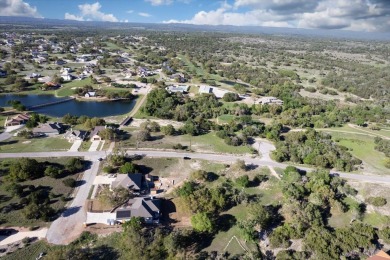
[320,131,389,175]
[56,78,94,97]
[217,114,237,124]
[0,136,71,153]
[120,131,253,154]
[2,241,50,260]
[318,125,390,139]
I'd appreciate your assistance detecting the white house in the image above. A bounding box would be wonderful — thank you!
[257,97,284,105]
[198,85,232,99]
[85,91,96,98]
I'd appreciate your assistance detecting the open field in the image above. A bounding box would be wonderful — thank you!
[0,136,71,153]
[318,130,389,175]
[318,125,390,139]
[120,131,253,154]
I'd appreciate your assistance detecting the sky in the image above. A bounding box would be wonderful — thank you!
[0,0,389,32]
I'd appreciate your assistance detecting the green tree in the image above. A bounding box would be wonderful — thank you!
[191,212,214,233]
[9,158,43,181]
[236,175,250,188]
[161,124,175,135]
[119,162,137,174]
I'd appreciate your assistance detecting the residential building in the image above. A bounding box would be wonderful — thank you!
[5,114,30,127]
[116,197,161,224]
[198,85,232,99]
[85,91,96,98]
[257,96,284,105]
[90,126,106,141]
[111,173,143,192]
[32,122,65,136]
[166,85,190,94]
[64,130,88,142]
[85,197,161,225]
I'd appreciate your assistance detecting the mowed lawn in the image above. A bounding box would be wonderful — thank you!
[321,131,389,175]
[0,136,71,153]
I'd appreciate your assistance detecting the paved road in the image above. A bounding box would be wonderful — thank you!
[0,228,48,246]
[46,158,101,245]
[1,149,390,184]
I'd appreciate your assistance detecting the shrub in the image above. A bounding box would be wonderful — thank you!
[190,170,208,182]
[236,175,250,188]
[366,197,387,207]
[103,165,115,173]
[63,178,76,188]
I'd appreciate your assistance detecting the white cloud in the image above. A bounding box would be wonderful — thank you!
[164,0,390,32]
[0,0,42,18]
[163,3,293,27]
[145,0,173,6]
[64,13,84,21]
[126,10,134,14]
[64,2,118,22]
[139,12,152,17]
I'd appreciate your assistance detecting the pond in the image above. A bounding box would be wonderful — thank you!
[0,94,136,117]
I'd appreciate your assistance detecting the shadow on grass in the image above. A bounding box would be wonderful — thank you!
[161,198,178,225]
[216,214,237,232]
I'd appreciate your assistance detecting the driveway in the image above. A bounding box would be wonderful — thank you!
[0,132,11,142]
[5,125,24,133]
[88,140,100,152]
[251,139,276,161]
[0,228,47,246]
[68,140,82,152]
[46,159,101,245]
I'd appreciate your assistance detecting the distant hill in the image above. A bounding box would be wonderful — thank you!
[0,16,389,41]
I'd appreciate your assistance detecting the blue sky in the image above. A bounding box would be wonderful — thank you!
[1,0,390,32]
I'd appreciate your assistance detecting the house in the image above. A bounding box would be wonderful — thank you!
[32,122,65,136]
[166,85,190,94]
[64,130,87,142]
[90,126,106,141]
[5,114,30,127]
[60,67,72,73]
[368,250,390,260]
[116,197,161,224]
[42,81,61,90]
[85,91,96,98]
[199,85,212,94]
[138,67,153,77]
[257,96,284,105]
[85,197,161,225]
[198,85,232,99]
[170,73,187,83]
[61,73,74,81]
[111,173,143,192]
[28,73,41,79]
